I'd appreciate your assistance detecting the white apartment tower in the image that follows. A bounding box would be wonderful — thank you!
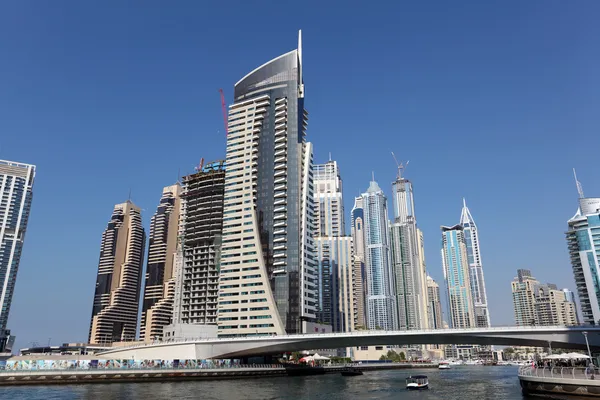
[0,160,35,351]
[566,171,600,325]
[313,160,354,332]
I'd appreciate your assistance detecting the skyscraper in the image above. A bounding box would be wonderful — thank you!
[389,165,428,330]
[441,225,475,329]
[566,172,600,325]
[351,197,367,329]
[313,160,344,237]
[362,179,397,330]
[171,161,226,333]
[511,269,539,326]
[216,31,317,336]
[89,201,146,344]
[140,184,181,342]
[0,159,35,351]
[313,160,354,332]
[460,199,491,328]
[426,276,443,329]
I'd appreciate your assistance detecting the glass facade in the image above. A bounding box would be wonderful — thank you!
[362,180,397,330]
[0,160,35,350]
[441,225,475,329]
[567,197,600,324]
[217,32,317,336]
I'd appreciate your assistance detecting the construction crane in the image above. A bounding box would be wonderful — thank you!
[194,158,205,172]
[219,89,228,136]
[391,152,409,179]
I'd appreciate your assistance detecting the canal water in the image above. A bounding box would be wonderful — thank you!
[4,366,525,400]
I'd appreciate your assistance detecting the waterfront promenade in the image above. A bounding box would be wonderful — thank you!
[0,362,435,386]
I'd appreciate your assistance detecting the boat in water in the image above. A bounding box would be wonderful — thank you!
[438,362,451,370]
[406,375,429,390]
[341,367,363,376]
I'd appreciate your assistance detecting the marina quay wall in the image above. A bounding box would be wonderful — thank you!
[0,362,436,386]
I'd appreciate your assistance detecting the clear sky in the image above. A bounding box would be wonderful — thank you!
[1,1,599,350]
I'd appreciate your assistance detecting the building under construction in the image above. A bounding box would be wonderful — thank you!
[171,160,226,330]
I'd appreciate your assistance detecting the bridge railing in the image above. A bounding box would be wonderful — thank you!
[0,363,285,374]
[97,324,599,354]
[519,365,599,381]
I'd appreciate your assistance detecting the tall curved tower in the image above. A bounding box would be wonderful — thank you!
[217,31,317,336]
[460,199,491,328]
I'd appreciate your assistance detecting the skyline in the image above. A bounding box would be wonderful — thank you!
[2,1,599,349]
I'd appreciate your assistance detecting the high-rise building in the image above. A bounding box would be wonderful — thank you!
[511,269,540,326]
[0,159,35,351]
[171,161,226,331]
[89,201,146,344]
[511,269,579,326]
[362,179,397,330]
[460,199,491,328]
[563,288,580,322]
[351,197,367,329]
[389,165,428,330]
[216,32,318,336]
[313,160,353,332]
[313,160,344,237]
[566,172,600,325]
[426,276,443,329]
[315,237,354,332]
[441,225,475,329]
[535,284,579,326]
[140,184,182,342]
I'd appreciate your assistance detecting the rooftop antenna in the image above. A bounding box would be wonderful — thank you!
[372,171,375,182]
[391,152,409,179]
[573,168,585,198]
[329,152,332,162]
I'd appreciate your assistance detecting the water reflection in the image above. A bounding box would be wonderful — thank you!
[7,366,524,400]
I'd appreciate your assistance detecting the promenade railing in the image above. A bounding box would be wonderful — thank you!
[519,365,599,381]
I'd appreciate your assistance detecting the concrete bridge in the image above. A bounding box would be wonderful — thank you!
[98,325,600,360]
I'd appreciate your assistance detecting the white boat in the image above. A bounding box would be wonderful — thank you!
[438,362,451,370]
[406,375,429,390]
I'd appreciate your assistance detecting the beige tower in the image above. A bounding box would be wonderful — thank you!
[89,201,146,344]
[140,184,182,342]
[511,269,539,326]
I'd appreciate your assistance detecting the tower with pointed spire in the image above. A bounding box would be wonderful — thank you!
[566,170,600,324]
[459,199,491,328]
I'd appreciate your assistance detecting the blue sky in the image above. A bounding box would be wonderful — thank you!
[1,1,599,349]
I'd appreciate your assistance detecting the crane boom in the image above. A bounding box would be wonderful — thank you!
[219,89,228,136]
[391,152,408,179]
